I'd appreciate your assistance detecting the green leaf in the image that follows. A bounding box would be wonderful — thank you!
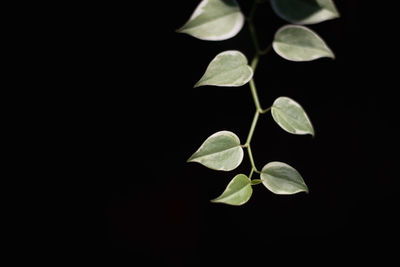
[211,174,252,205]
[260,162,309,195]
[271,0,340,25]
[188,131,243,171]
[271,96,314,136]
[195,50,253,87]
[273,25,334,61]
[177,0,244,41]
[250,179,262,185]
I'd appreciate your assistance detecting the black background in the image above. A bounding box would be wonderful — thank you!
[56,0,398,265]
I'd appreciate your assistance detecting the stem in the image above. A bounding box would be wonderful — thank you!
[245,0,272,180]
[250,55,259,71]
[260,44,272,55]
[261,106,271,114]
[249,168,255,180]
[248,20,261,54]
[249,79,262,112]
[247,145,260,173]
[246,110,259,146]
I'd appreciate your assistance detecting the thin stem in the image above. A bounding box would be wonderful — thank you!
[247,0,258,21]
[260,43,272,56]
[247,145,260,173]
[249,168,255,180]
[250,55,259,71]
[249,79,262,112]
[246,110,260,146]
[248,20,261,54]
[245,0,272,180]
[261,106,271,114]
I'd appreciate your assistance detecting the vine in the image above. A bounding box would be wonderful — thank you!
[178,0,339,205]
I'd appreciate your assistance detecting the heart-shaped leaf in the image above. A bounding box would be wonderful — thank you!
[271,0,340,25]
[211,174,252,205]
[188,131,243,171]
[195,50,253,87]
[273,25,334,61]
[177,0,244,41]
[271,97,314,136]
[261,162,309,194]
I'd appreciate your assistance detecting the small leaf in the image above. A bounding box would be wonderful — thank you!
[211,174,252,205]
[271,96,314,136]
[273,25,334,61]
[261,162,309,195]
[251,179,262,185]
[177,0,244,41]
[188,131,243,171]
[195,50,253,87]
[271,0,340,25]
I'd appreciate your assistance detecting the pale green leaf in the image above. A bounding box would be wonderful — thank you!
[273,25,334,61]
[211,174,252,205]
[261,162,309,194]
[250,179,262,185]
[271,96,314,136]
[188,131,243,171]
[271,0,340,25]
[177,0,244,41]
[195,50,253,87]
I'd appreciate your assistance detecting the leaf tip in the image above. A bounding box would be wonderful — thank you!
[303,184,310,194]
[329,52,336,60]
[186,154,195,163]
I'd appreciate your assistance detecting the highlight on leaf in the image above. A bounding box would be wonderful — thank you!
[260,162,309,195]
[211,174,252,206]
[271,96,314,136]
[195,50,253,87]
[177,0,244,41]
[187,130,244,171]
[273,25,334,61]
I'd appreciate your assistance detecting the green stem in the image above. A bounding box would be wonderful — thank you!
[248,20,261,54]
[245,0,272,180]
[249,168,255,180]
[246,110,259,146]
[260,43,272,55]
[261,106,271,114]
[247,0,258,21]
[247,145,260,174]
[249,79,262,112]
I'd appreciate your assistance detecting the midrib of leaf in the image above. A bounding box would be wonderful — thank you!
[191,146,240,161]
[215,182,250,201]
[201,65,249,84]
[274,107,308,128]
[274,109,296,132]
[262,172,306,187]
[185,11,239,30]
[275,41,330,55]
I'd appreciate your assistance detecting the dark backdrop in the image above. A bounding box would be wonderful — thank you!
[63,1,398,265]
